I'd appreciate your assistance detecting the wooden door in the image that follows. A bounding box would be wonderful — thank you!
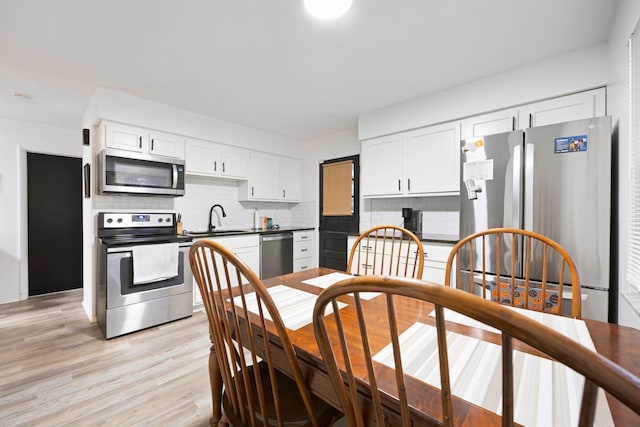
[319,155,359,270]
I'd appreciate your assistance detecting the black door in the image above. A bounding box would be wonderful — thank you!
[319,155,359,271]
[27,153,82,296]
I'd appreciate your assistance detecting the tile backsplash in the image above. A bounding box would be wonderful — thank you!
[94,176,458,236]
[94,176,315,231]
[362,196,460,236]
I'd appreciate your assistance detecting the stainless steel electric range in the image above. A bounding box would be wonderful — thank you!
[96,212,193,339]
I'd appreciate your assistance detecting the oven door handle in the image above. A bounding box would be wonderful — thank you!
[172,164,178,189]
[106,242,193,253]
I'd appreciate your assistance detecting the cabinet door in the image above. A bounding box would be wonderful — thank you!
[249,153,281,200]
[149,131,185,159]
[220,146,249,179]
[281,157,302,201]
[462,108,518,140]
[185,139,221,176]
[404,121,460,194]
[519,87,606,129]
[191,236,233,306]
[104,122,146,153]
[232,235,260,273]
[361,134,403,196]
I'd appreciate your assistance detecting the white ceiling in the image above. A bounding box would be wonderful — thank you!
[0,0,617,141]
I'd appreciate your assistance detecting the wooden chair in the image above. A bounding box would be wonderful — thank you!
[445,228,581,318]
[347,225,424,279]
[189,240,340,427]
[313,275,640,426]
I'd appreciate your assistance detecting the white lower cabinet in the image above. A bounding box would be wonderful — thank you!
[293,231,314,272]
[192,235,260,307]
[346,236,454,284]
[421,243,454,285]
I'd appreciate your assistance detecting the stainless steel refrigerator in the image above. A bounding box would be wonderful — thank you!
[459,116,612,321]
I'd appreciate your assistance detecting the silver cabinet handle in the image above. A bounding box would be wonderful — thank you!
[300,235,308,240]
[151,138,154,151]
[251,187,254,196]
[398,179,401,191]
[408,178,411,191]
[283,189,286,198]
[214,161,217,172]
[139,136,142,149]
[301,248,308,252]
[222,162,225,173]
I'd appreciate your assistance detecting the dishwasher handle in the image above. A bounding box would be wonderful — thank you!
[261,233,293,242]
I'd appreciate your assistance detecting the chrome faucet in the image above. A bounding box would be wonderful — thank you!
[208,204,227,232]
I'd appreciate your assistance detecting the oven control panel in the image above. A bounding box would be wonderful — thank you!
[101,213,175,228]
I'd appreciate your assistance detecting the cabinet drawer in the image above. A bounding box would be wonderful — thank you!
[422,243,454,263]
[232,235,259,249]
[294,231,313,242]
[294,257,312,272]
[294,240,313,259]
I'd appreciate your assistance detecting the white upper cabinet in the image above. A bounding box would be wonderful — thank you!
[185,139,220,176]
[461,88,606,139]
[518,87,606,128]
[361,134,403,196]
[239,153,302,202]
[247,153,281,200]
[220,145,249,179]
[361,121,460,198]
[462,108,518,140]
[101,121,185,160]
[404,122,460,195]
[149,131,185,159]
[103,122,147,153]
[185,139,248,180]
[281,157,302,201]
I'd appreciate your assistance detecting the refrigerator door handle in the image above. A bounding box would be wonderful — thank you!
[524,143,534,230]
[513,144,522,228]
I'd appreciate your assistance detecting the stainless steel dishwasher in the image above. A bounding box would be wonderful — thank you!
[260,232,293,279]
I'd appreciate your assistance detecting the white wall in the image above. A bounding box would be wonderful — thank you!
[355,43,609,241]
[88,88,304,157]
[301,128,360,266]
[606,0,640,329]
[0,117,80,304]
[359,43,608,140]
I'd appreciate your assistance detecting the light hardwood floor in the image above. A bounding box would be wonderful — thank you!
[0,289,213,426]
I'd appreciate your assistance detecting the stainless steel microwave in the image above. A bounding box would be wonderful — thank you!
[98,149,185,196]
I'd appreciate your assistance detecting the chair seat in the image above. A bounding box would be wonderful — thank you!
[223,362,339,427]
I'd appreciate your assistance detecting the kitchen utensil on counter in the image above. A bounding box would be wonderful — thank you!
[177,213,183,234]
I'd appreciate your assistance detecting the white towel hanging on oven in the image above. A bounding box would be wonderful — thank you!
[132,243,179,285]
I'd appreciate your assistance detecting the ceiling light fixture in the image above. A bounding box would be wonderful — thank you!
[304,0,353,20]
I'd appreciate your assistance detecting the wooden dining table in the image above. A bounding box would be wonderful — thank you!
[206,267,640,426]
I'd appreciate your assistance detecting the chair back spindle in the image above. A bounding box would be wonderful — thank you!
[347,225,424,279]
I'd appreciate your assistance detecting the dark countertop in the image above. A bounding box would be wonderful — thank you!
[347,231,458,244]
[183,226,314,238]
